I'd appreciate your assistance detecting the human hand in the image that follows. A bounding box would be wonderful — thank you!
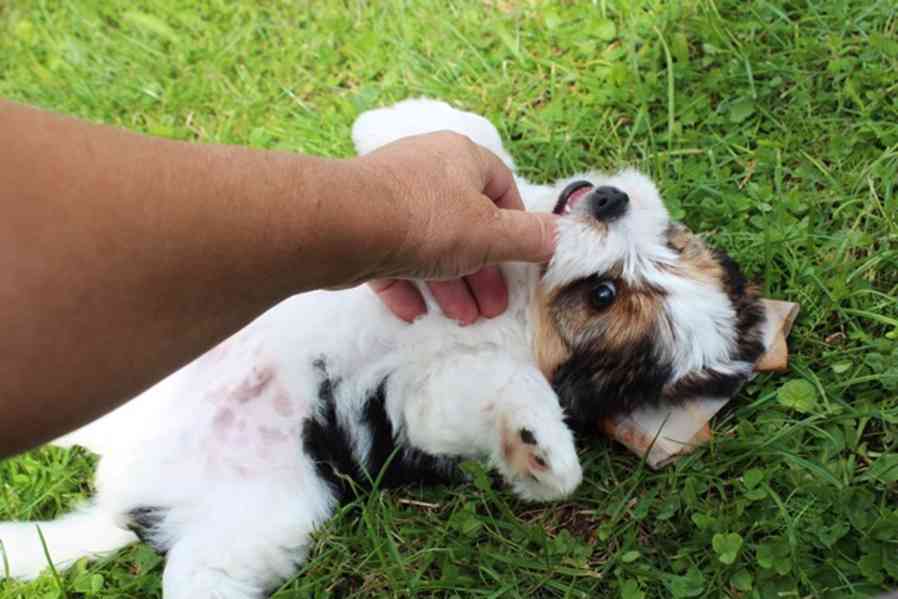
[0,102,555,455]
[347,132,557,324]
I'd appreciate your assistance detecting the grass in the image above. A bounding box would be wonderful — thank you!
[1,0,897,597]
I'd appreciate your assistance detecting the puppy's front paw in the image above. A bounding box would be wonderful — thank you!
[493,409,582,502]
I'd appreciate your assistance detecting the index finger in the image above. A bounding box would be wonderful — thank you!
[473,144,524,211]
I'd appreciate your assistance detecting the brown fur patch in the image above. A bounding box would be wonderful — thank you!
[666,223,726,285]
[549,276,666,354]
[548,273,674,429]
[499,419,547,478]
[530,284,571,380]
[665,222,693,252]
[530,266,669,387]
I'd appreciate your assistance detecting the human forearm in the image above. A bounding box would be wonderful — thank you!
[0,101,371,454]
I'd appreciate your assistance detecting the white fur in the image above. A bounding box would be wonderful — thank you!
[1,98,744,597]
[352,98,517,169]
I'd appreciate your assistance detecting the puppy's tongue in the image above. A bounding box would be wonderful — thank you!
[564,185,592,214]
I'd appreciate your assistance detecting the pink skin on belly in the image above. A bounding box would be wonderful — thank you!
[273,389,294,417]
[205,363,279,412]
[203,358,309,476]
[214,408,236,430]
[258,426,289,443]
[230,366,276,403]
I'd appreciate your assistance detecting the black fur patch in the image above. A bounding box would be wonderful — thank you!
[302,358,459,505]
[361,380,460,491]
[126,506,170,553]
[302,358,358,503]
[552,337,674,432]
[662,367,748,403]
[714,249,767,363]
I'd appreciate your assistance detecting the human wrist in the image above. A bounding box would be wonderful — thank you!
[287,155,408,290]
[335,155,414,280]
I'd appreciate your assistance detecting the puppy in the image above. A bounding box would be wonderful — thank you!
[0,99,766,599]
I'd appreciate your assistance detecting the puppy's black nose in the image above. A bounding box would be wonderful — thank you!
[589,186,629,222]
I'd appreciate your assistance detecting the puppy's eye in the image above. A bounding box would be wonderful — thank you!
[590,281,617,309]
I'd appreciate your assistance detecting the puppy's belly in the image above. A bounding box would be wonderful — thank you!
[95,289,386,501]
[198,342,315,478]
[126,327,317,485]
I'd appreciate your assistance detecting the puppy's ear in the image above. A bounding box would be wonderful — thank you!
[666,222,709,259]
[665,222,692,253]
[661,366,753,404]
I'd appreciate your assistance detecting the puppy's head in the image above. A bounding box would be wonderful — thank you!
[532,169,766,432]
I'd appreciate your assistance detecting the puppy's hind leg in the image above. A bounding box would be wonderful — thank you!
[350,98,555,211]
[161,524,311,599]
[159,476,331,599]
[162,539,267,599]
[351,98,516,169]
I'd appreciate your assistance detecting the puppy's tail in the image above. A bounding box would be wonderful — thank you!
[0,505,137,580]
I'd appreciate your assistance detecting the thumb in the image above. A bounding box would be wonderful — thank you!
[479,209,558,265]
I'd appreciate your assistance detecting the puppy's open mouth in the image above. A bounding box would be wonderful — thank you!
[552,180,594,215]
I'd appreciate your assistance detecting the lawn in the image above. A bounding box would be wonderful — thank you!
[1,0,897,597]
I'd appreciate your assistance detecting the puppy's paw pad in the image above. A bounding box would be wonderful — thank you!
[495,417,582,502]
[502,427,548,479]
